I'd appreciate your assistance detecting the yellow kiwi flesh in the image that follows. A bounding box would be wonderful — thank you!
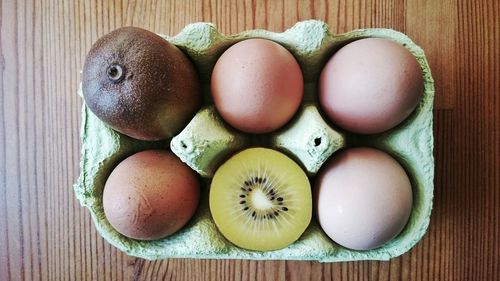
[209,148,312,251]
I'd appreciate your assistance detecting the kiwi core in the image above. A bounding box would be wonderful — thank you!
[239,177,288,220]
[250,189,273,210]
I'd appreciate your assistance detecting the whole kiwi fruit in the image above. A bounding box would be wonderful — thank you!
[82,27,201,141]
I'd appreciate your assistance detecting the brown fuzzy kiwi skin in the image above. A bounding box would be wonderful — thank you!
[82,27,201,141]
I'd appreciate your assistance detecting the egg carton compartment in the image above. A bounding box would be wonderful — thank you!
[74,20,434,261]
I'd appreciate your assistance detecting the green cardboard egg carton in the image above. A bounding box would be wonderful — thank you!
[75,20,434,261]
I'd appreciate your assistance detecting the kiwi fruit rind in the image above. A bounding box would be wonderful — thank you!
[209,147,312,251]
[82,27,201,141]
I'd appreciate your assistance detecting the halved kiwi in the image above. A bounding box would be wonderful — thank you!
[209,147,312,251]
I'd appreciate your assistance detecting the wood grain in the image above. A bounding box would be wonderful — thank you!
[1,0,498,280]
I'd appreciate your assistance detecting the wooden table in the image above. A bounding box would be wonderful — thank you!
[1,0,498,280]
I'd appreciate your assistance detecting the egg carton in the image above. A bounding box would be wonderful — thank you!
[74,20,434,261]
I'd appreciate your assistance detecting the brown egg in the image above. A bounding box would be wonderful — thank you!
[103,150,200,240]
[211,38,303,133]
[319,38,423,134]
[314,147,413,250]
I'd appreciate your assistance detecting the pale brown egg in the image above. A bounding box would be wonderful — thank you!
[314,147,413,250]
[319,38,423,134]
[103,150,200,240]
[211,38,303,133]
